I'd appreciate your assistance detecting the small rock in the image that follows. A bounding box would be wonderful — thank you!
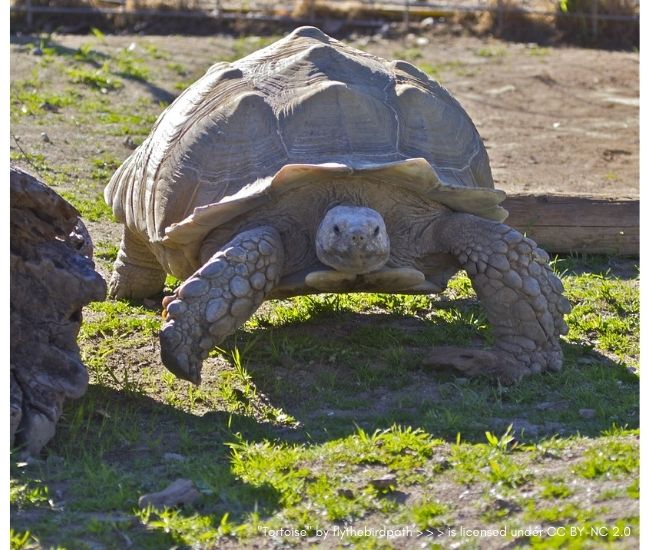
[143,298,158,308]
[39,101,59,113]
[123,136,137,150]
[536,400,569,411]
[338,488,355,499]
[163,452,187,462]
[511,418,540,437]
[420,17,435,30]
[138,478,200,509]
[493,498,522,512]
[40,132,51,143]
[369,474,397,490]
[579,408,597,419]
[415,37,430,47]
[31,46,43,56]
[487,84,516,96]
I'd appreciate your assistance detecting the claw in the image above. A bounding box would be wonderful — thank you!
[159,323,201,385]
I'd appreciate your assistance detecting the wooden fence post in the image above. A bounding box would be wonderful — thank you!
[496,0,504,36]
[591,0,599,39]
[403,0,410,31]
[309,0,315,23]
[26,0,33,30]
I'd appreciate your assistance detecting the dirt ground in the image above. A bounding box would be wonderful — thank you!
[10,29,639,200]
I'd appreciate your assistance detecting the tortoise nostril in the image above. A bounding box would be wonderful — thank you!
[333,225,340,235]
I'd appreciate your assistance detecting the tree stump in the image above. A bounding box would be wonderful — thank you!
[10,166,107,455]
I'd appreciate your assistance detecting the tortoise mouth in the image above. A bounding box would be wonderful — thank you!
[317,251,390,275]
[304,266,428,293]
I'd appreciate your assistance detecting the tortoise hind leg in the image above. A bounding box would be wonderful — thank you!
[160,226,284,384]
[424,213,572,384]
[109,227,167,299]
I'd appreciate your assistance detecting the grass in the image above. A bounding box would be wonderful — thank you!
[10,258,639,548]
[10,81,80,118]
[10,30,639,550]
[66,65,123,91]
[393,47,423,62]
[476,46,507,58]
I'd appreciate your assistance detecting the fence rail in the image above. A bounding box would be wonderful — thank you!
[10,0,640,35]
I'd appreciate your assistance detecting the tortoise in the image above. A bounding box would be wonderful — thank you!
[105,26,571,385]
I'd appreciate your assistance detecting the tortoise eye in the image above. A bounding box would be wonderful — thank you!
[333,225,340,234]
[373,226,380,236]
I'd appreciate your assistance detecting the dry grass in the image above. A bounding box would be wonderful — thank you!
[11,0,638,48]
[555,0,639,46]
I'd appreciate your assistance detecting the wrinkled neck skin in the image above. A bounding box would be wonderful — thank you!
[199,181,460,293]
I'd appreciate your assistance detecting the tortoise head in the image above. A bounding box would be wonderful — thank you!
[315,205,390,274]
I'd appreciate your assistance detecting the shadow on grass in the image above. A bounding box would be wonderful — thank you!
[10,385,285,548]
[218,311,639,444]
[11,251,638,546]
[10,307,638,547]
[10,34,177,104]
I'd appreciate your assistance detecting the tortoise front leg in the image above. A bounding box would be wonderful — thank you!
[425,213,571,384]
[159,227,284,384]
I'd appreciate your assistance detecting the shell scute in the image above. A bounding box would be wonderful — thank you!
[278,81,398,160]
[394,84,487,188]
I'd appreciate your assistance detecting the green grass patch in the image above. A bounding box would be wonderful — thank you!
[476,46,507,58]
[59,192,115,222]
[67,65,123,91]
[11,82,80,118]
[94,241,119,264]
[393,47,423,62]
[539,479,572,499]
[410,499,450,530]
[527,45,551,56]
[90,153,122,181]
[574,438,639,479]
[113,49,150,81]
[10,481,50,509]
[563,272,639,366]
[77,96,159,136]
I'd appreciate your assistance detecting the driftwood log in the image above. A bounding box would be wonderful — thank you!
[10,166,107,455]
[503,194,639,257]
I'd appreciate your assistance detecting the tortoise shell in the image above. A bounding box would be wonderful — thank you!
[105,26,505,271]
